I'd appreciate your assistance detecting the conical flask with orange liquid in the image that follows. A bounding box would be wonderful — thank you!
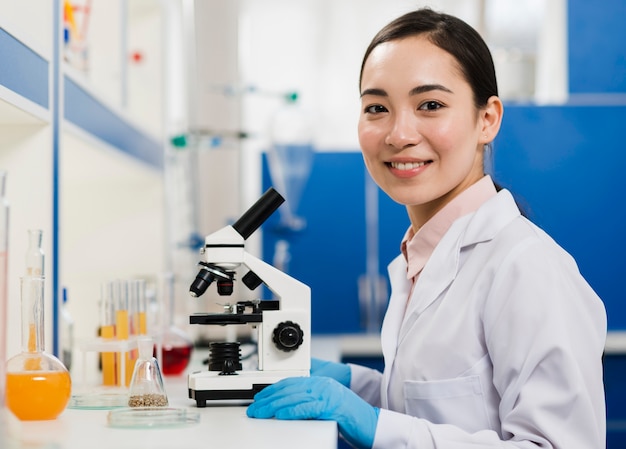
[5,230,71,420]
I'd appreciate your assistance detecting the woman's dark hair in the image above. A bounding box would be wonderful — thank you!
[359,8,498,109]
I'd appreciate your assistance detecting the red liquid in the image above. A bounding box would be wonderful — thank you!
[162,345,192,375]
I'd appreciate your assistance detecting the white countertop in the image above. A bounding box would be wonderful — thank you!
[4,347,337,449]
[5,397,336,449]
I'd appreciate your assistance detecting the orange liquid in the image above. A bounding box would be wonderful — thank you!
[101,325,116,386]
[115,310,130,386]
[6,371,71,420]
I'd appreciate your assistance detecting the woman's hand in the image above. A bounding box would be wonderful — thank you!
[310,358,351,387]
[246,376,379,449]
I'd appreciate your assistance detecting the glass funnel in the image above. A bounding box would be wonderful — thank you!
[128,337,168,408]
[267,94,315,232]
[5,276,71,420]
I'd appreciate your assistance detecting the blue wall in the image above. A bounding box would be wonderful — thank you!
[568,0,626,94]
[262,152,408,335]
[493,104,626,329]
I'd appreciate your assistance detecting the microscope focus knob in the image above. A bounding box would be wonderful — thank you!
[272,321,304,352]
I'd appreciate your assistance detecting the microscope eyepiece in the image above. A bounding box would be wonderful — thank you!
[232,187,284,240]
[190,188,285,298]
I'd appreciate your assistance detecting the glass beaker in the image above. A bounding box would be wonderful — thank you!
[128,337,168,407]
[158,273,193,376]
[5,276,71,420]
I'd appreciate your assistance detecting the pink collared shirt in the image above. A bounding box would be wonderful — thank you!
[401,175,497,281]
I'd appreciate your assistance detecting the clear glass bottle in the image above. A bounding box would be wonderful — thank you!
[5,275,72,420]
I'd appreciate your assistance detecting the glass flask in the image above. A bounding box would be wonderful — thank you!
[5,276,71,420]
[158,273,193,376]
[128,337,168,407]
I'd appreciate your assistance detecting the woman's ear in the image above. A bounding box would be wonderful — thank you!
[479,96,504,144]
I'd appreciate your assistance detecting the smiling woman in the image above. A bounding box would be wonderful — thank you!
[246,8,607,449]
[358,30,502,228]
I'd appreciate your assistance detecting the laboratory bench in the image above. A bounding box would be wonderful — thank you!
[6,390,336,449]
[4,343,341,449]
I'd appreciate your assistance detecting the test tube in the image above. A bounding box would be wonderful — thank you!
[100,282,116,386]
[113,279,130,387]
[126,280,144,386]
[129,279,147,336]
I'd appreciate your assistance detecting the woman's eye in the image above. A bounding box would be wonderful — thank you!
[364,104,387,114]
[418,101,442,111]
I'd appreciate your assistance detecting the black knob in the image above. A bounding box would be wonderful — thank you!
[272,321,304,352]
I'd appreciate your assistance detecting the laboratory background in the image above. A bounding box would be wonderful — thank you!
[0,0,624,447]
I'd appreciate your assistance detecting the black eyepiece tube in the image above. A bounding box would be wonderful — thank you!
[232,187,285,240]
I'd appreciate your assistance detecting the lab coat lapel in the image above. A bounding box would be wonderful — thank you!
[380,255,411,407]
[397,216,468,344]
[396,190,521,344]
[382,256,411,363]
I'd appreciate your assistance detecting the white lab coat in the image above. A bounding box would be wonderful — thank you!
[350,189,606,449]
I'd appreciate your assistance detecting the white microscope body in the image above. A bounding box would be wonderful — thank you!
[187,188,310,407]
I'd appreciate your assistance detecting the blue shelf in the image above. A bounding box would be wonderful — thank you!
[64,75,163,169]
[0,27,49,109]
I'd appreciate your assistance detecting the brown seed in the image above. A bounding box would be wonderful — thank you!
[128,394,168,407]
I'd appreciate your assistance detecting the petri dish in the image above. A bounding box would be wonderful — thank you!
[69,389,129,410]
[107,407,201,429]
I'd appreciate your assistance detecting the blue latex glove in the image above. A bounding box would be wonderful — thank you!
[247,376,379,449]
[311,358,351,387]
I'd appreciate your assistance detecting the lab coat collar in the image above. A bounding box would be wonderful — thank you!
[396,189,521,344]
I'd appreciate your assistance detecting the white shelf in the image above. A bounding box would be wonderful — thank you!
[0,87,49,125]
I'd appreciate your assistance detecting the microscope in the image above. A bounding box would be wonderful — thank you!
[187,187,310,407]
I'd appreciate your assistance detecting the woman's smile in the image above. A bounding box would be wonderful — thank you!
[387,160,432,178]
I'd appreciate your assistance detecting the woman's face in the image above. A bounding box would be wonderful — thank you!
[358,35,492,221]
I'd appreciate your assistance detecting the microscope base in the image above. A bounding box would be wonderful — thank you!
[188,369,309,407]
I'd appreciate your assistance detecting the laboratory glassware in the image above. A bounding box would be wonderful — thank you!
[5,275,71,420]
[267,93,315,232]
[131,279,148,336]
[25,229,44,276]
[158,273,193,375]
[100,281,117,386]
[127,337,168,407]
[113,279,134,386]
[60,287,74,371]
